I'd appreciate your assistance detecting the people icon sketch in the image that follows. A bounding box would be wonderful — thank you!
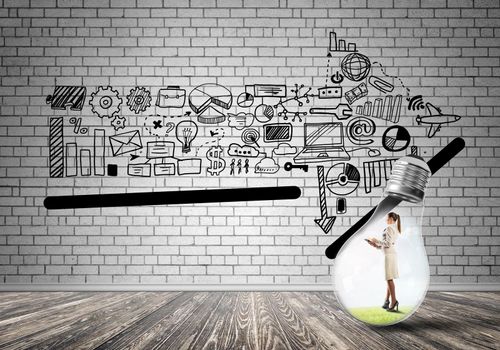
[230,159,235,176]
[244,159,249,174]
[237,159,242,175]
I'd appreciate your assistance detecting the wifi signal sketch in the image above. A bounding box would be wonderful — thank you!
[408,95,425,111]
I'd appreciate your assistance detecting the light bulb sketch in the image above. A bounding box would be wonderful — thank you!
[175,120,198,154]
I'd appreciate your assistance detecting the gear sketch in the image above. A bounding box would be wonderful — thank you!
[89,86,122,118]
[127,87,152,114]
[111,115,126,131]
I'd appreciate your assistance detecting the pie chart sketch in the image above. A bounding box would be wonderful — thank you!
[382,125,411,152]
[326,162,360,196]
[237,92,254,108]
[189,83,233,124]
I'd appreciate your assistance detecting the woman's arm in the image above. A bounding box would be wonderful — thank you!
[380,227,395,248]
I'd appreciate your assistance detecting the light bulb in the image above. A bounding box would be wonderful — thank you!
[332,156,431,326]
[175,120,198,153]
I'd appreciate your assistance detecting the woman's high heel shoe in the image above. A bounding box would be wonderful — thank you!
[382,300,390,309]
[387,300,399,312]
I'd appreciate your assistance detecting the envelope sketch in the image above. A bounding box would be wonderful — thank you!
[109,130,143,156]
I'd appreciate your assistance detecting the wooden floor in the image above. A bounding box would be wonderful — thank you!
[0,291,498,349]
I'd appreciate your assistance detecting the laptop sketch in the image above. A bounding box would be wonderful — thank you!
[293,122,351,163]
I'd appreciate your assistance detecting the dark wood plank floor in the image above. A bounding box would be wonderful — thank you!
[0,291,498,349]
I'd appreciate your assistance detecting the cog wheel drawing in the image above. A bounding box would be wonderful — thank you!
[111,115,126,131]
[127,87,152,114]
[89,86,122,118]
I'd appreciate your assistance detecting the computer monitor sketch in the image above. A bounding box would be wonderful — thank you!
[304,122,344,148]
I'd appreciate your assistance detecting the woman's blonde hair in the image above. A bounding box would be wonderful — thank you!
[388,212,401,233]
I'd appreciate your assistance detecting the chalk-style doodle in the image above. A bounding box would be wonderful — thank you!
[346,117,376,145]
[143,114,176,138]
[355,94,402,123]
[177,158,202,176]
[195,127,226,157]
[328,31,358,53]
[237,159,242,174]
[45,186,302,210]
[382,125,411,152]
[93,129,106,176]
[228,112,254,130]
[363,158,397,194]
[46,86,86,111]
[237,92,254,107]
[49,117,64,178]
[325,162,360,196]
[337,197,347,214]
[318,86,342,100]
[126,87,152,114]
[309,103,352,120]
[416,102,461,138]
[69,117,88,134]
[230,159,235,175]
[255,154,279,174]
[210,130,219,137]
[273,143,297,156]
[228,143,260,158]
[241,128,260,147]
[372,61,411,98]
[331,71,344,85]
[368,76,394,94]
[189,83,232,124]
[294,122,351,164]
[154,162,176,176]
[408,95,425,111]
[315,166,336,234]
[109,130,143,157]
[341,53,371,82]
[206,146,225,176]
[244,159,249,174]
[245,84,287,98]
[274,84,313,122]
[107,164,118,177]
[147,141,175,159]
[128,163,151,177]
[79,149,91,176]
[346,147,380,158]
[254,104,274,123]
[130,154,140,161]
[175,120,198,153]
[410,145,419,156]
[89,86,122,118]
[345,83,368,105]
[284,162,308,172]
[110,115,126,131]
[156,86,186,108]
[65,143,77,177]
[263,123,292,143]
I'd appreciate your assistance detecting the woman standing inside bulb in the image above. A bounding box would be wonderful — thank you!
[367,212,401,312]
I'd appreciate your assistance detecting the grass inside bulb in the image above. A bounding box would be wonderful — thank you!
[333,156,431,326]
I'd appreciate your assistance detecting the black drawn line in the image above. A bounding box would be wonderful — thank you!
[410,145,419,156]
[143,114,176,138]
[416,102,461,138]
[206,146,225,176]
[65,143,77,177]
[110,115,126,131]
[341,53,371,82]
[325,162,360,196]
[175,120,198,153]
[128,163,151,177]
[346,117,376,145]
[127,86,152,114]
[336,197,347,215]
[254,104,274,123]
[314,165,336,234]
[363,158,397,194]
[44,186,302,210]
[263,123,292,143]
[272,143,297,156]
[331,71,344,85]
[294,122,350,164]
[46,86,86,111]
[237,91,255,107]
[228,143,260,158]
[254,154,279,174]
[195,127,226,157]
[79,149,91,176]
[109,130,143,157]
[355,94,402,123]
[326,137,466,259]
[89,86,122,118]
[49,117,64,178]
[284,162,308,172]
[345,83,368,105]
[69,117,88,134]
[130,154,140,161]
[368,76,394,94]
[228,112,254,130]
[317,86,342,100]
[154,162,176,176]
[241,128,260,147]
[93,129,106,176]
[274,84,312,122]
[189,83,232,124]
[245,84,287,98]
[156,86,186,108]
[372,61,411,97]
[147,141,175,159]
[382,125,411,152]
[309,103,352,120]
[107,164,118,177]
[177,158,202,176]
[407,95,426,111]
[328,30,358,53]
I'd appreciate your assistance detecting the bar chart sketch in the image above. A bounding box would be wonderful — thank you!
[355,94,402,123]
[363,158,397,194]
[328,31,358,53]
[49,117,64,178]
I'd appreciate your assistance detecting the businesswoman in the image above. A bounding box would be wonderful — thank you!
[367,212,401,312]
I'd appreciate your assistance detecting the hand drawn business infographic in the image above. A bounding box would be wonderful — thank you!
[46,29,462,233]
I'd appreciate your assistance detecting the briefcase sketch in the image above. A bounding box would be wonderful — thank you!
[156,86,186,108]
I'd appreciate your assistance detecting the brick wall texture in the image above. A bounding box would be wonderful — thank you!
[0,0,499,286]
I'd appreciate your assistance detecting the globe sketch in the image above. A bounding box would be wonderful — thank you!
[341,53,371,82]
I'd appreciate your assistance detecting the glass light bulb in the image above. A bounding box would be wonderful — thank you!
[332,156,431,326]
[175,120,198,153]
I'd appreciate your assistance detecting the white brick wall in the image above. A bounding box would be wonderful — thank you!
[0,0,499,287]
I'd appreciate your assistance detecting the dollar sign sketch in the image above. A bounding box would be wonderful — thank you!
[206,146,226,176]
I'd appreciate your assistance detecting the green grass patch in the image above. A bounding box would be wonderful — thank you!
[348,306,412,326]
